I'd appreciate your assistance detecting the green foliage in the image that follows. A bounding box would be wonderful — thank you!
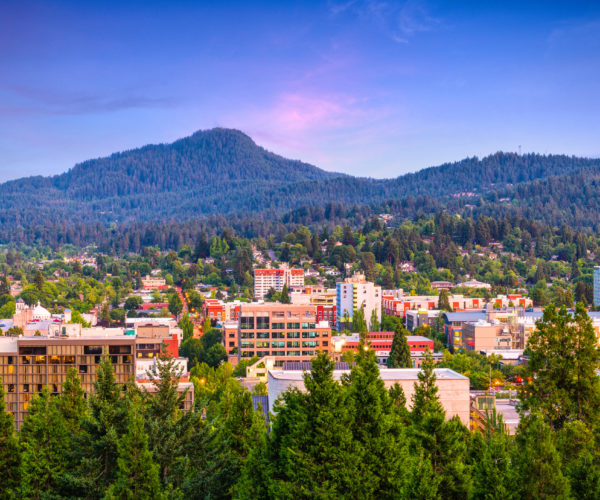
[387,322,412,368]
[0,379,20,497]
[521,302,600,430]
[168,292,183,318]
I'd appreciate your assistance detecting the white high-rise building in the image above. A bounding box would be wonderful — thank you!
[254,266,304,299]
[594,266,600,307]
[336,273,381,331]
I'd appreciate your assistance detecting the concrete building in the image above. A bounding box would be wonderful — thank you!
[236,303,332,366]
[268,367,470,425]
[336,273,381,331]
[405,309,441,331]
[253,267,304,299]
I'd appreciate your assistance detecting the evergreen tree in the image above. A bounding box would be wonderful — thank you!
[105,393,164,499]
[469,411,512,500]
[387,322,412,368]
[19,387,69,498]
[0,379,20,497]
[142,352,196,490]
[411,350,443,424]
[78,356,129,496]
[521,302,600,429]
[556,420,600,499]
[510,414,570,499]
[346,338,413,497]
[266,351,361,497]
[280,283,290,304]
[34,269,45,291]
[438,289,451,312]
[352,304,367,333]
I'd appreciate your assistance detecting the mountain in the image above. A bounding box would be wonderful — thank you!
[1,127,600,243]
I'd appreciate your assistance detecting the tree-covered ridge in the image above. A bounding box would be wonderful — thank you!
[1,128,600,236]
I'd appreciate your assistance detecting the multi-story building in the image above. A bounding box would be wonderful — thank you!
[253,267,305,299]
[594,266,600,307]
[336,273,381,331]
[140,274,167,290]
[202,299,240,323]
[332,331,434,366]
[0,334,136,429]
[405,309,441,331]
[236,303,332,366]
[268,366,470,424]
[383,292,484,319]
[443,311,487,349]
[290,286,337,327]
[462,320,513,351]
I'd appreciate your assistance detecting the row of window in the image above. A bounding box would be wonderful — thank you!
[241,350,316,357]
[240,341,326,349]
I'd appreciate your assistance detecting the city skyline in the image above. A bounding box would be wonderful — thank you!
[2,0,600,180]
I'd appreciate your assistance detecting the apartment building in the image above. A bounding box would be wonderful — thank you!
[336,273,381,331]
[405,309,441,331]
[236,303,332,366]
[290,286,337,327]
[253,267,304,299]
[383,292,484,319]
[202,299,240,322]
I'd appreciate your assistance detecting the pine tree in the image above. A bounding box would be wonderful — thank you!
[105,393,164,499]
[510,414,570,499]
[469,410,512,499]
[78,356,129,496]
[19,387,70,498]
[438,289,451,312]
[0,379,20,497]
[387,322,412,368]
[280,283,290,304]
[142,352,196,490]
[521,302,600,429]
[411,350,443,424]
[346,338,413,497]
[267,351,361,497]
[556,420,600,499]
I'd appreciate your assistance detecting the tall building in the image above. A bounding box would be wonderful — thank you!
[236,303,331,366]
[253,267,304,299]
[594,266,600,307]
[336,273,381,331]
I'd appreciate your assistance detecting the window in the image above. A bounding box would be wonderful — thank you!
[287,341,300,348]
[287,322,300,329]
[302,331,317,338]
[79,365,88,373]
[84,345,103,355]
[302,341,318,348]
[240,316,255,329]
[241,332,255,339]
[287,332,300,339]
[302,322,315,329]
[8,384,14,393]
[271,332,285,339]
[272,322,285,329]
[19,346,47,355]
[256,317,270,329]
[256,342,270,348]
[272,341,285,348]
[257,332,270,339]
[109,345,131,354]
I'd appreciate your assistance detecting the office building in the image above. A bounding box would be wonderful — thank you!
[236,303,332,366]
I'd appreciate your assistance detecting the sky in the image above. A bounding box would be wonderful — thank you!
[1,0,600,180]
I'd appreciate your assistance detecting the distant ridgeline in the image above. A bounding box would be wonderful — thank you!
[1,127,600,246]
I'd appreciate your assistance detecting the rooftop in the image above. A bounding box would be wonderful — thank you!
[269,367,467,381]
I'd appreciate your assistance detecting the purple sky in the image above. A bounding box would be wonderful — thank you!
[1,0,600,180]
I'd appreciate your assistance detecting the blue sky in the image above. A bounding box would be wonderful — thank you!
[1,0,599,180]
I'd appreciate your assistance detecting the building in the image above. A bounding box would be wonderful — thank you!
[0,334,136,429]
[405,309,441,331]
[202,299,240,323]
[457,279,492,290]
[383,292,483,319]
[443,311,487,349]
[594,266,600,307]
[268,366,470,425]
[336,273,381,331]
[290,286,337,327]
[140,274,167,290]
[236,303,332,366]
[332,332,434,366]
[462,320,513,351]
[253,267,305,299]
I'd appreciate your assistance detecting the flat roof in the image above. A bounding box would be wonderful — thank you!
[269,367,467,381]
[443,312,486,322]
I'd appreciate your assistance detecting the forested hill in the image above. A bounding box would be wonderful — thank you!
[1,127,600,241]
